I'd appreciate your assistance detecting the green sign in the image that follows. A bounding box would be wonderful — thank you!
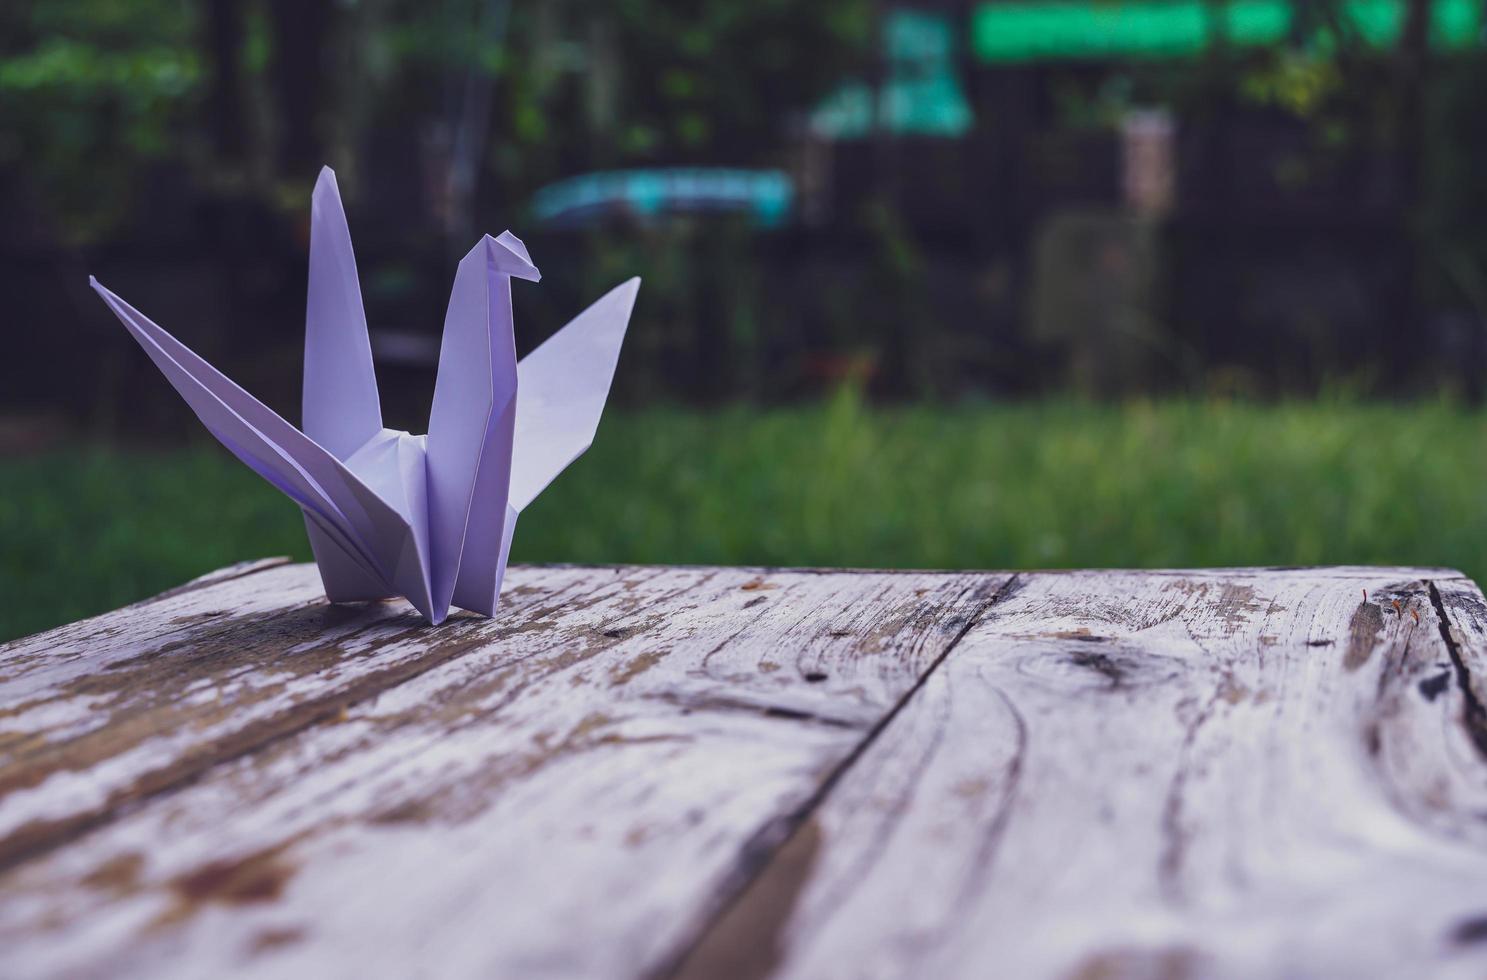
[971,0,1481,62]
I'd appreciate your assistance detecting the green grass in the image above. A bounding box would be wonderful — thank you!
[4,393,1486,642]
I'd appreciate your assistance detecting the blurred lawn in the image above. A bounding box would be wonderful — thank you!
[4,393,1486,642]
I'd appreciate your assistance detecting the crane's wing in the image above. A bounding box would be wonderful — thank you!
[303,166,383,462]
[508,277,639,512]
[424,234,537,619]
[91,279,436,621]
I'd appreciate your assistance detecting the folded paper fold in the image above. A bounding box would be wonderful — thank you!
[92,165,637,624]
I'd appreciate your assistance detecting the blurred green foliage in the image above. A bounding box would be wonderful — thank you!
[6,395,1487,641]
[6,0,1487,401]
[0,0,872,241]
[0,0,202,240]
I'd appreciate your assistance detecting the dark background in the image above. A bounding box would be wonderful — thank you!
[6,0,1487,436]
[5,0,1487,640]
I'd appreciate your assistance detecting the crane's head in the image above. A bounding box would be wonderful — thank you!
[486,231,541,282]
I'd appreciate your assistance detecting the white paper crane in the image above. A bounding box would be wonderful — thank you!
[91,167,639,624]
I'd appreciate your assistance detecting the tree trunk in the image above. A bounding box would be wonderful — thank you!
[267,0,334,179]
[202,0,246,164]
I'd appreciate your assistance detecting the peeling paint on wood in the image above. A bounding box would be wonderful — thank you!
[0,562,1005,978]
[691,568,1487,980]
[0,563,1484,979]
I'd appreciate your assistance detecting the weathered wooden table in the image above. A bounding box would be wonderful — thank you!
[3,561,1487,978]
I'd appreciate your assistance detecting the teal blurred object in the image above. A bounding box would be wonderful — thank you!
[811,9,974,139]
[530,168,793,228]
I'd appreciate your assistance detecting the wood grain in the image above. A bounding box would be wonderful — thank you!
[0,561,625,869]
[0,562,1007,978]
[4,563,1486,979]
[679,567,1487,980]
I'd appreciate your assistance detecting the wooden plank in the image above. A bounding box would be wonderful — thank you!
[0,564,1010,978]
[676,567,1487,979]
[0,561,635,870]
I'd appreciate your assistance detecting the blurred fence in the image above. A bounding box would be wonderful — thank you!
[5,0,1487,442]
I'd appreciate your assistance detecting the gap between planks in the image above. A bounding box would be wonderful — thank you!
[0,562,1002,886]
[7,563,1486,979]
[0,562,1011,977]
[663,570,1487,980]
[660,572,1025,979]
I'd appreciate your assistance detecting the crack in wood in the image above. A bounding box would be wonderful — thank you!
[1427,580,1487,761]
[8,566,1487,978]
[943,684,1027,915]
[1157,688,1218,903]
[641,690,869,731]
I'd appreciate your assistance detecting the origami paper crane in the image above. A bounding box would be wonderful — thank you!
[91,167,639,624]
